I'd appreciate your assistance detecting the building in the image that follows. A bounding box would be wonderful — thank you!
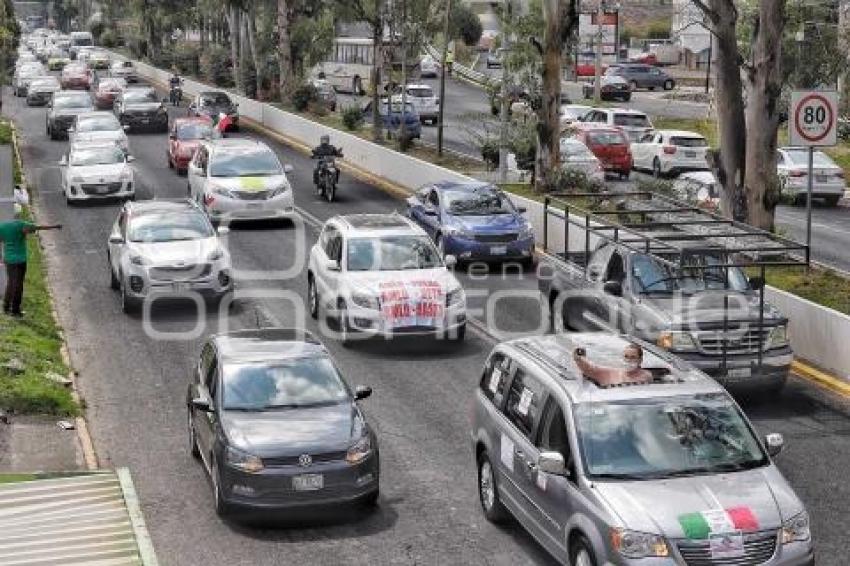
[671,0,714,68]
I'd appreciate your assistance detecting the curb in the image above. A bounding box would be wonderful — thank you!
[8,121,99,471]
[117,468,160,566]
[791,359,850,398]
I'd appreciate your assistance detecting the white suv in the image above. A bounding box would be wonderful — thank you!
[581,107,654,143]
[394,84,440,125]
[631,129,710,177]
[187,138,295,223]
[308,214,467,345]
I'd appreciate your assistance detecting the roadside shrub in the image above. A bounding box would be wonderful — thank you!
[342,105,364,131]
[539,168,604,194]
[481,139,499,168]
[292,84,317,112]
[89,21,105,44]
[100,29,117,48]
[200,45,233,87]
[173,41,201,76]
[635,178,677,199]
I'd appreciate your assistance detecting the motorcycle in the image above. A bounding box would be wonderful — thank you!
[169,82,183,106]
[312,153,342,202]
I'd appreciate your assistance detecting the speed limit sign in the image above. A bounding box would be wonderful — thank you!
[790,90,838,147]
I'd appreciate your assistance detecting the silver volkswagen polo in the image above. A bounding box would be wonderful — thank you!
[471,333,814,566]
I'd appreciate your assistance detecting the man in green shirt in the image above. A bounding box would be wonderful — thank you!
[0,206,62,317]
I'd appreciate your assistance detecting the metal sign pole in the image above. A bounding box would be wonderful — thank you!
[806,146,814,254]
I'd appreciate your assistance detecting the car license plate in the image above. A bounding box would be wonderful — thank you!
[490,246,507,255]
[293,474,323,491]
[816,175,827,183]
[685,151,696,158]
[727,367,750,378]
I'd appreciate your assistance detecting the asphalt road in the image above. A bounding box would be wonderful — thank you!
[5,80,850,565]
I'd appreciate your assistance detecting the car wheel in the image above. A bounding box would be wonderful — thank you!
[361,488,380,508]
[570,535,598,566]
[109,258,119,290]
[825,195,841,207]
[308,275,319,320]
[167,154,173,169]
[478,452,508,523]
[211,460,232,518]
[188,410,200,459]
[435,234,446,258]
[664,79,675,91]
[653,158,663,179]
[187,183,192,197]
[120,277,138,314]
[353,76,363,96]
[629,80,638,91]
[338,300,352,347]
[453,323,466,342]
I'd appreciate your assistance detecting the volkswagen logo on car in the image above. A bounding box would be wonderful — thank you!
[298,454,313,467]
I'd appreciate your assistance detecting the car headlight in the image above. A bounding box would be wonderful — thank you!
[610,528,670,558]
[769,325,789,348]
[445,226,472,239]
[518,223,534,240]
[70,175,85,183]
[225,446,264,473]
[657,330,697,351]
[211,185,234,199]
[781,511,811,544]
[345,433,372,465]
[268,183,290,197]
[351,292,380,310]
[446,287,465,307]
[129,254,147,266]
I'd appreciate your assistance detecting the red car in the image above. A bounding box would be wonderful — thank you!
[572,124,633,179]
[61,63,91,90]
[576,63,607,77]
[94,77,127,109]
[167,117,214,173]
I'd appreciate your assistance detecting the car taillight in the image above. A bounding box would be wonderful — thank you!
[203,194,215,206]
[789,170,806,178]
[663,145,677,155]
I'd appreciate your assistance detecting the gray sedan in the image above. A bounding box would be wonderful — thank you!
[187,328,380,518]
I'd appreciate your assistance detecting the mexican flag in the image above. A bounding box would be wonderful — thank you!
[215,112,233,133]
[678,507,760,540]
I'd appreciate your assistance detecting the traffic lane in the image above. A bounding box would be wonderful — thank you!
[775,204,850,271]
[7,89,560,564]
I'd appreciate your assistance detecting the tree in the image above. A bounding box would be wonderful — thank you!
[449,3,482,47]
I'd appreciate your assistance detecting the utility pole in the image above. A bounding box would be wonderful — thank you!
[705,32,712,95]
[437,0,451,156]
[399,0,408,144]
[593,1,604,103]
[498,1,514,183]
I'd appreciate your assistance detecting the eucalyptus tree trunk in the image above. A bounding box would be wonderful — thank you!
[228,4,243,93]
[742,0,785,230]
[371,20,383,141]
[245,9,263,99]
[277,0,294,101]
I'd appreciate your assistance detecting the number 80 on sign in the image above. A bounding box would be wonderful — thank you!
[790,91,838,147]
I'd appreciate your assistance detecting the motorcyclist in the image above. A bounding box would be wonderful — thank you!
[169,72,182,106]
[312,135,342,187]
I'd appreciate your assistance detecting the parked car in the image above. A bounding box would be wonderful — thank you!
[46,90,95,140]
[186,328,379,517]
[13,62,45,96]
[188,91,239,131]
[777,146,846,206]
[60,62,92,90]
[187,138,296,223]
[631,129,710,177]
[362,99,422,139]
[25,76,60,106]
[69,111,130,152]
[93,77,127,110]
[107,199,233,313]
[581,107,654,143]
[673,170,721,210]
[168,117,215,173]
[471,332,813,566]
[571,124,632,179]
[394,84,439,125]
[406,182,535,264]
[486,48,506,69]
[559,138,605,182]
[307,213,467,344]
[581,75,631,102]
[59,141,135,204]
[109,60,138,83]
[114,87,169,133]
[310,79,337,111]
[605,63,675,91]
[559,104,593,129]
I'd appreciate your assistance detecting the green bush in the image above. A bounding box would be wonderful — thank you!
[173,41,201,76]
[342,105,364,131]
[100,29,117,48]
[89,21,105,44]
[481,140,499,168]
[292,84,317,112]
[539,168,604,194]
[200,45,233,87]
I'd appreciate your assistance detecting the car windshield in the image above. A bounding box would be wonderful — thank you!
[560,140,595,159]
[70,146,125,166]
[222,356,349,411]
[587,131,627,145]
[30,78,58,89]
[562,106,590,120]
[77,116,120,132]
[785,150,836,168]
[671,136,708,148]
[575,394,768,479]
[124,90,158,103]
[631,253,750,294]
[408,86,433,98]
[54,95,91,109]
[347,236,443,271]
[443,186,515,216]
[613,113,650,127]
[210,148,282,177]
[176,123,213,140]
[100,80,125,91]
[201,93,231,105]
[128,212,213,243]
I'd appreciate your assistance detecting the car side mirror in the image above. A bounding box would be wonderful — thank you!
[108,235,124,244]
[749,276,764,290]
[603,280,623,297]
[58,156,68,166]
[326,258,341,272]
[444,255,458,268]
[283,164,294,174]
[765,433,784,457]
[216,226,230,236]
[126,155,135,163]
[191,397,212,413]
[354,385,372,401]
[122,125,130,131]
[537,451,566,475]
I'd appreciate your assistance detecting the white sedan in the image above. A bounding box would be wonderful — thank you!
[59,142,135,204]
[69,112,130,153]
[777,147,846,206]
[630,129,710,177]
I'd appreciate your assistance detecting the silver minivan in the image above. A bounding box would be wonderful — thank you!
[471,333,814,566]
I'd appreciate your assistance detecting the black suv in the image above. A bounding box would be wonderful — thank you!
[46,90,95,140]
[114,87,169,132]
